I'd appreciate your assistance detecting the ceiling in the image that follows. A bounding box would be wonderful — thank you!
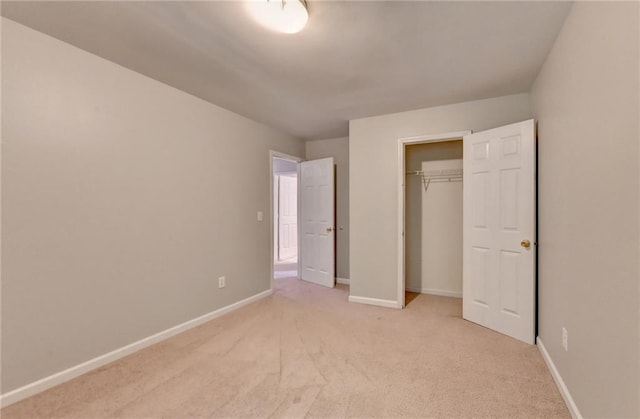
[2,1,572,140]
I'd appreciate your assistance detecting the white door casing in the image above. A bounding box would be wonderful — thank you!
[278,174,298,260]
[463,119,536,344]
[300,157,335,288]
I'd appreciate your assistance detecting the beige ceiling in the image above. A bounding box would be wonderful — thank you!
[2,1,572,140]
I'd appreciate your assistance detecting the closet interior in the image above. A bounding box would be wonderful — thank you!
[404,140,463,300]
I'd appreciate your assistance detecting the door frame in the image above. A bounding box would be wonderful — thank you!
[396,130,471,308]
[270,150,304,291]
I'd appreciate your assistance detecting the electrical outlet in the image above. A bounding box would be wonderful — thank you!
[562,327,568,351]
[218,276,226,289]
[257,211,263,221]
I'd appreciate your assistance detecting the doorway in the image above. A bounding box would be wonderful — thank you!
[398,131,471,309]
[272,155,300,280]
[397,121,536,344]
[404,140,464,303]
[270,151,337,290]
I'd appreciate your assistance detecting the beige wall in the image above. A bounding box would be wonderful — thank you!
[405,141,462,295]
[530,3,639,417]
[1,18,304,392]
[349,94,531,302]
[421,159,462,297]
[420,159,462,297]
[305,137,349,280]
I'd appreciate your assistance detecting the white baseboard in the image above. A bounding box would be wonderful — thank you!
[0,289,273,408]
[405,286,462,298]
[348,295,400,309]
[336,277,350,285]
[537,337,582,419]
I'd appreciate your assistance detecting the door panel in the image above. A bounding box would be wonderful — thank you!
[300,158,335,288]
[463,119,535,344]
[471,246,490,307]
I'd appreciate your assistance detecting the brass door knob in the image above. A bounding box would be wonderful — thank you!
[326,227,334,233]
[521,239,531,248]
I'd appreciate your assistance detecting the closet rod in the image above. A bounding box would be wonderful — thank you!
[408,169,463,191]
[421,176,462,191]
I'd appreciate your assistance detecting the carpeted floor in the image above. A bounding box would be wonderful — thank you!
[1,278,569,418]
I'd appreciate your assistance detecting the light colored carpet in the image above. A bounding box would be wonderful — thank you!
[1,278,569,418]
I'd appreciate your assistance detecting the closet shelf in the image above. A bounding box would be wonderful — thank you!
[407,168,463,191]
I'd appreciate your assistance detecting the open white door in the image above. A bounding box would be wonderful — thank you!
[463,119,536,344]
[277,175,298,260]
[300,157,335,288]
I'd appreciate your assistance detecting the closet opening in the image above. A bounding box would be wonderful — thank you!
[397,131,471,308]
[398,122,536,342]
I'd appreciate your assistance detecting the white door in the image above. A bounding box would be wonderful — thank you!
[300,157,335,288]
[278,175,298,260]
[463,119,536,344]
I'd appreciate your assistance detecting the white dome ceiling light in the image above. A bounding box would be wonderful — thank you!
[247,0,309,34]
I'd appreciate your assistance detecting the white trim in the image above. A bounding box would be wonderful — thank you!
[397,131,471,310]
[336,277,350,285]
[537,337,583,419]
[269,150,304,292]
[0,289,273,408]
[348,295,400,309]
[404,286,462,298]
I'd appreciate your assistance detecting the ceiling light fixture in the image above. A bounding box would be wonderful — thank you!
[246,0,309,34]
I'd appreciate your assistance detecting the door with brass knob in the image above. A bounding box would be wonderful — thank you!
[300,157,336,288]
[463,119,536,345]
